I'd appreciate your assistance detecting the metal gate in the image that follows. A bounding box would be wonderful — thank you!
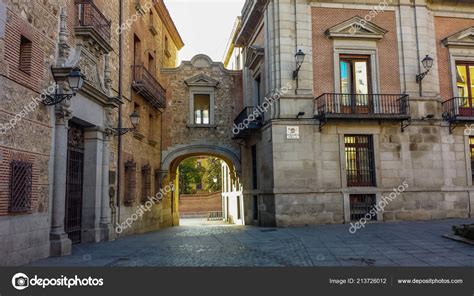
[350,194,377,221]
[65,122,85,244]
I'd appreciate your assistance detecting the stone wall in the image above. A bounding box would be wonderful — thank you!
[0,0,60,266]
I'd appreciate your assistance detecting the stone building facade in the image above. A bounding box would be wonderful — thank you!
[160,55,243,226]
[0,0,183,265]
[115,0,183,235]
[235,0,474,227]
[0,0,59,265]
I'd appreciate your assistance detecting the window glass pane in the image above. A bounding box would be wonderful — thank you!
[194,94,210,124]
[202,110,209,124]
[354,61,369,95]
[340,61,351,106]
[470,66,474,106]
[195,110,201,124]
[457,65,468,99]
[344,135,375,187]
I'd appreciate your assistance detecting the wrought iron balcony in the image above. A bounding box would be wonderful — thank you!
[314,93,411,131]
[442,97,474,121]
[131,65,166,109]
[442,97,474,133]
[75,0,112,46]
[233,106,263,139]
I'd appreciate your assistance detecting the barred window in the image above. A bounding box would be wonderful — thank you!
[350,194,377,221]
[124,160,137,206]
[141,164,151,202]
[9,160,32,212]
[344,135,376,187]
[19,36,32,74]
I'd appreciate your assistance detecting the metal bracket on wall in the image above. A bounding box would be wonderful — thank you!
[318,116,327,132]
[401,118,412,133]
[448,121,457,134]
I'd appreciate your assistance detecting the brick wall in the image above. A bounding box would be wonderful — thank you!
[311,7,400,96]
[434,16,474,101]
[179,193,222,214]
[4,10,45,92]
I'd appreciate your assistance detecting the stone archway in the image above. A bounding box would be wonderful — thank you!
[160,144,241,227]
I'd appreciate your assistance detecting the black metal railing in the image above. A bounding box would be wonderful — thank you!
[234,106,263,129]
[75,0,112,43]
[9,160,32,213]
[350,194,377,221]
[314,93,410,117]
[442,97,474,120]
[132,65,166,109]
[344,135,376,187]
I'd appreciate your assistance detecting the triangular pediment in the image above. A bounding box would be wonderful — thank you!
[442,27,474,47]
[325,16,388,40]
[245,45,264,69]
[184,73,219,88]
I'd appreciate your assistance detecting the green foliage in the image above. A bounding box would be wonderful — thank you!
[179,158,205,194]
[205,157,222,193]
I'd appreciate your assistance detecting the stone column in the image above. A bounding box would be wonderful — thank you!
[50,105,72,257]
[100,132,114,241]
[81,128,103,243]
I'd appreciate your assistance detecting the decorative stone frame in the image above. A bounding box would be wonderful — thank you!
[332,45,382,111]
[185,74,219,127]
[337,129,383,223]
[325,17,387,113]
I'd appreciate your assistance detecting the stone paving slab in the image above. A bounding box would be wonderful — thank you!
[28,219,474,267]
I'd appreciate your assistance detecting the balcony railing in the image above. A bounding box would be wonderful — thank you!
[442,97,474,133]
[75,0,111,44]
[442,97,474,121]
[233,106,263,139]
[314,93,411,131]
[131,65,166,109]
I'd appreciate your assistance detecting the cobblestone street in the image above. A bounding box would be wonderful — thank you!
[29,219,474,267]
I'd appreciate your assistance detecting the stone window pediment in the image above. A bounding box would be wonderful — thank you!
[325,16,388,40]
[443,27,474,47]
[245,45,264,69]
[184,74,219,88]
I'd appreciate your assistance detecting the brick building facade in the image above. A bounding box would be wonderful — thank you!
[235,0,474,227]
[0,0,183,265]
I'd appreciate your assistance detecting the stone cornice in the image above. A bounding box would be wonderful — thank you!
[442,26,474,47]
[155,1,184,50]
[325,16,388,40]
[161,54,242,75]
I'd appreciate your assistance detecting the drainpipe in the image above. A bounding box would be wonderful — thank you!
[116,0,123,224]
[413,0,422,96]
[398,2,407,94]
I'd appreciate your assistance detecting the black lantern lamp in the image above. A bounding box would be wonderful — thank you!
[416,55,434,83]
[43,67,85,106]
[293,49,306,80]
[108,111,140,136]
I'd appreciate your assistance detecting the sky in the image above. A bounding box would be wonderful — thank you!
[164,0,245,63]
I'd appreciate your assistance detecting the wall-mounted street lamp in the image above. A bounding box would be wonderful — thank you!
[107,111,141,136]
[292,49,306,80]
[416,55,434,84]
[43,67,85,106]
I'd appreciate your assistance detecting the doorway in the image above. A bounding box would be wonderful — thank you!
[65,122,85,244]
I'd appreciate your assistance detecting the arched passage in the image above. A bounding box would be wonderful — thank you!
[161,144,243,226]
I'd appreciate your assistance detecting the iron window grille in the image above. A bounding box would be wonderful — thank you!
[344,135,376,187]
[9,160,33,212]
[350,194,377,221]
